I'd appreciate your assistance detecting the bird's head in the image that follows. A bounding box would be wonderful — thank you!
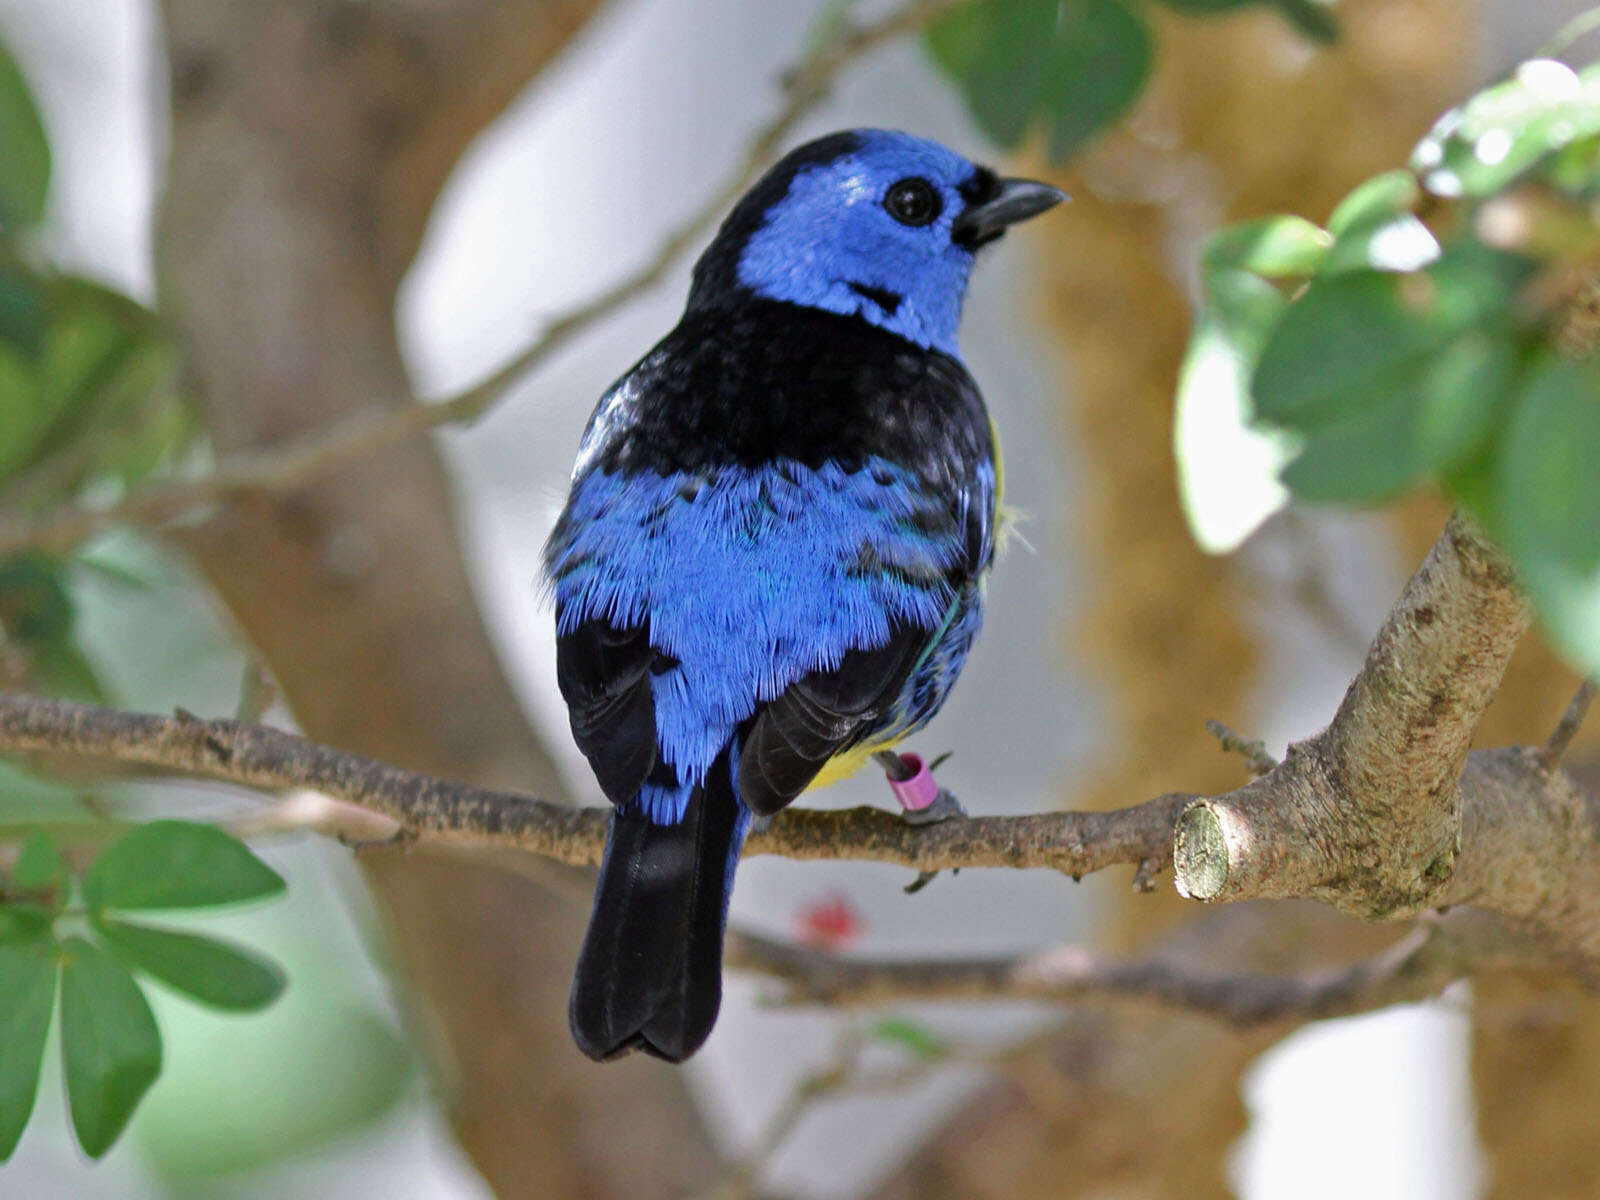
[687,129,1064,357]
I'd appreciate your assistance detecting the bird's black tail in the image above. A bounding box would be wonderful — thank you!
[569,753,745,1063]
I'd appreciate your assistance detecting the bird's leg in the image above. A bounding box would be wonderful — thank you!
[872,750,967,825]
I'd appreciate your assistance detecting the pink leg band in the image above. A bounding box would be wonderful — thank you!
[888,752,940,812]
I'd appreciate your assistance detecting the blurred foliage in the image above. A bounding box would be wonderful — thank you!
[926,0,1335,159]
[0,37,417,1179]
[0,823,287,1160]
[1177,53,1600,674]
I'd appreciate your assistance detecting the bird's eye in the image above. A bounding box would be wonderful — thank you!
[883,177,941,227]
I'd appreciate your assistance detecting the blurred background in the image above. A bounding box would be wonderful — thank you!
[0,0,1597,1196]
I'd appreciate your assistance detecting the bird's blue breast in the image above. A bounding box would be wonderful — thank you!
[548,458,975,817]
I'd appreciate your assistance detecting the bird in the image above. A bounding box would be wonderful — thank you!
[544,129,1063,1063]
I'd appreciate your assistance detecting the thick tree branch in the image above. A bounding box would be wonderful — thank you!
[1171,512,1600,979]
[1175,512,1531,916]
[0,693,1186,878]
[0,0,961,561]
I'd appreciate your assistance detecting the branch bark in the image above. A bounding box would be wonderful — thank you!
[0,693,1187,878]
[724,909,1544,1025]
[1175,512,1530,914]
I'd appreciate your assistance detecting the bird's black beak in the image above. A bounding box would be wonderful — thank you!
[953,177,1067,249]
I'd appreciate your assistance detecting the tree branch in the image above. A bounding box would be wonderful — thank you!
[0,0,961,560]
[0,693,1186,878]
[1175,512,1531,916]
[725,909,1550,1026]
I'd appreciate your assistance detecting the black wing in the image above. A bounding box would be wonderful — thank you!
[736,622,928,817]
[555,615,666,805]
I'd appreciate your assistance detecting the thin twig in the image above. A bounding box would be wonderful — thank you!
[0,0,962,559]
[1204,719,1278,777]
[726,922,1478,1026]
[1538,678,1597,771]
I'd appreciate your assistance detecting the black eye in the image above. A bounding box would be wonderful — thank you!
[883,177,942,227]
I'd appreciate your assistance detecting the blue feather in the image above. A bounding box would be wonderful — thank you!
[548,457,984,812]
[734,131,982,356]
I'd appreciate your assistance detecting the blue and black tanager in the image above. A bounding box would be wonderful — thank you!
[545,129,1063,1062]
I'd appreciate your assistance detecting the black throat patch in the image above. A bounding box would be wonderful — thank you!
[847,282,903,316]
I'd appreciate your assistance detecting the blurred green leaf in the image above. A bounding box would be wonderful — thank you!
[0,940,57,1160]
[940,0,1059,147]
[0,259,46,356]
[1151,0,1337,41]
[872,1017,948,1060]
[1271,0,1338,43]
[0,904,53,943]
[1280,394,1421,503]
[0,340,41,480]
[0,551,73,643]
[928,0,1152,159]
[59,935,161,1158]
[97,918,286,1012]
[1327,169,1422,237]
[1322,211,1440,275]
[1414,332,1521,474]
[1413,58,1600,198]
[0,39,51,231]
[26,637,110,704]
[85,821,286,913]
[1202,214,1331,277]
[12,829,63,895]
[1252,270,1444,429]
[1498,353,1600,674]
[1041,0,1152,160]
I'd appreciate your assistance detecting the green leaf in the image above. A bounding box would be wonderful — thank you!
[0,39,51,230]
[1412,58,1600,198]
[0,259,46,357]
[1327,169,1422,238]
[0,341,41,480]
[1041,0,1153,160]
[1201,215,1331,278]
[1271,0,1338,43]
[0,551,73,643]
[950,0,1060,148]
[59,936,161,1158]
[26,636,109,704]
[1280,391,1422,503]
[97,918,286,1012]
[84,821,286,913]
[1176,267,1296,551]
[1252,245,1522,433]
[925,0,996,82]
[0,905,53,944]
[1498,354,1600,675]
[1414,332,1521,474]
[872,1017,948,1060]
[0,941,57,1160]
[1252,270,1445,429]
[12,830,63,895]
[1151,0,1336,41]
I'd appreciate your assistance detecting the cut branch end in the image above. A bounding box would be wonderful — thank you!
[1173,801,1231,901]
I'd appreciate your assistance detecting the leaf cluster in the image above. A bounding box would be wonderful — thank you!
[0,821,287,1160]
[1177,55,1600,673]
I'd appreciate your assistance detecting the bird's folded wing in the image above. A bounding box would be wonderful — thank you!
[556,616,661,805]
[736,622,929,816]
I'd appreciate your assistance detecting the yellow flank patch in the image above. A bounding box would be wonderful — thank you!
[808,736,902,791]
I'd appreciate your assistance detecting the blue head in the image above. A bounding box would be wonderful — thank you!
[687,130,1064,358]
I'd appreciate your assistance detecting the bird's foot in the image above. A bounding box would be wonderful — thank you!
[872,750,967,825]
